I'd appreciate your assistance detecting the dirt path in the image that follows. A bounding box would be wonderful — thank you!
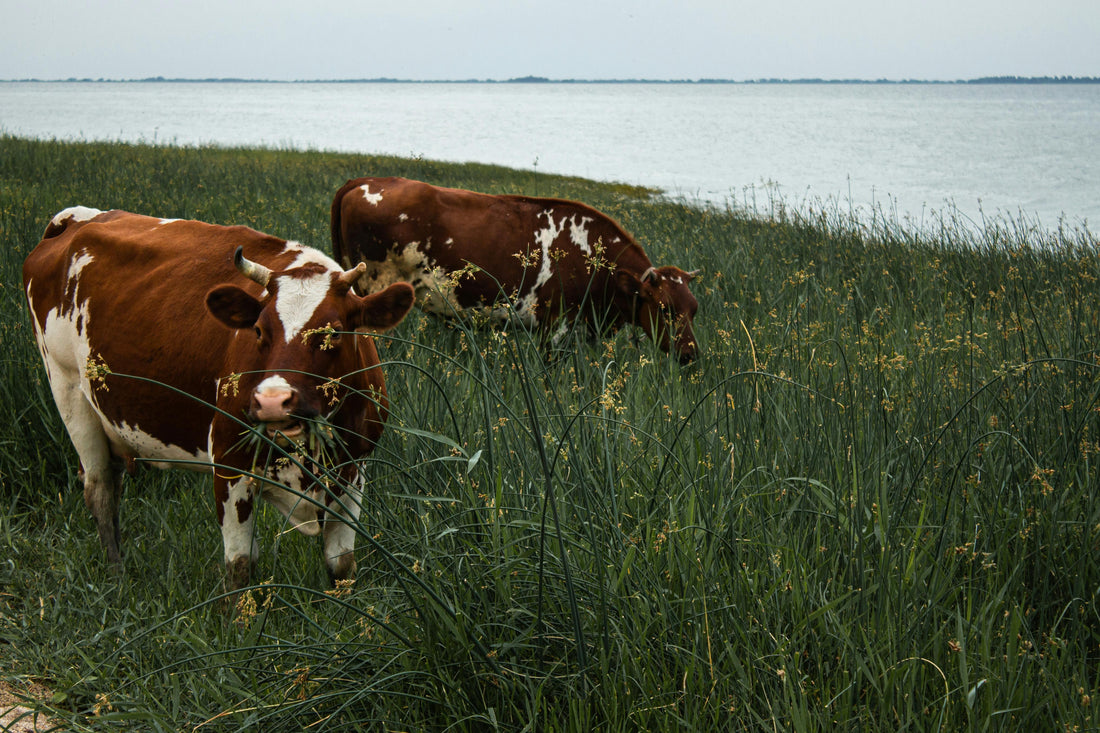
[0,680,57,732]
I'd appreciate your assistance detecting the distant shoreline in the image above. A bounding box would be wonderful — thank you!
[3,75,1099,85]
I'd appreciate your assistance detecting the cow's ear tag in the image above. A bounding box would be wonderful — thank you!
[206,285,263,329]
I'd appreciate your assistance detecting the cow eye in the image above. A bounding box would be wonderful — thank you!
[309,324,343,350]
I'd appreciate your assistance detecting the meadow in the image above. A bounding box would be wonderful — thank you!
[0,134,1098,731]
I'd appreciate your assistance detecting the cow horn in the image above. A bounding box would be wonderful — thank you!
[641,266,659,283]
[686,268,702,279]
[337,262,367,287]
[234,246,271,287]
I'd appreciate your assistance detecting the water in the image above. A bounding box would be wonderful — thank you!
[2,81,1097,231]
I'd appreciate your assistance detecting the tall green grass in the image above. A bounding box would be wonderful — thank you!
[1,135,1098,731]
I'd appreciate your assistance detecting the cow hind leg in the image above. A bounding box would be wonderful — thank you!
[83,464,124,567]
[50,381,124,567]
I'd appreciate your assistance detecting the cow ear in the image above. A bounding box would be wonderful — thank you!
[615,268,642,296]
[206,285,263,329]
[352,282,415,333]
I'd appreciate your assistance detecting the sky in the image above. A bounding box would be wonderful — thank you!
[2,0,1098,81]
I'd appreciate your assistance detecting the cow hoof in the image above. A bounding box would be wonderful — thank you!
[326,556,357,586]
[224,556,254,593]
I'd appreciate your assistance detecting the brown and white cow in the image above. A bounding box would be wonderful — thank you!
[330,177,700,363]
[23,206,414,591]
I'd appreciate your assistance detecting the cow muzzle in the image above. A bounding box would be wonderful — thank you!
[675,328,698,364]
[250,376,307,440]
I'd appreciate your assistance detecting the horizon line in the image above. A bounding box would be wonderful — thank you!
[4,74,1099,85]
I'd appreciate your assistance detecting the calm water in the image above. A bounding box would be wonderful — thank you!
[2,81,1098,231]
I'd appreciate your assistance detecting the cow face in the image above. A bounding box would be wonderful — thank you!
[205,250,412,592]
[206,249,415,439]
[616,266,700,363]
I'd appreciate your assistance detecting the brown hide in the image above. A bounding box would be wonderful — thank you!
[23,207,414,590]
[331,177,699,362]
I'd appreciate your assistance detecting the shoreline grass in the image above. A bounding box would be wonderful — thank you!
[1,135,1099,731]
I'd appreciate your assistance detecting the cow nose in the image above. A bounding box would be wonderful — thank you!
[251,376,298,421]
[677,339,698,364]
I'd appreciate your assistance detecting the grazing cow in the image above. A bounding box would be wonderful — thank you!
[330,177,700,362]
[23,207,414,591]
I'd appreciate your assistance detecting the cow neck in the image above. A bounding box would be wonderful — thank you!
[602,234,649,273]
[605,239,653,327]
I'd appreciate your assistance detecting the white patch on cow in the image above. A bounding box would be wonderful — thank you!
[365,241,430,288]
[398,213,409,222]
[262,467,324,536]
[274,271,330,341]
[105,420,209,468]
[29,298,98,456]
[514,211,563,323]
[361,241,459,316]
[68,249,96,283]
[255,374,292,396]
[50,206,102,229]
[158,218,181,226]
[549,318,571,348]
[34,297,92,384]
[568,215,593,254]
[281,240,341,271]
[219,475,260,567]
[323,475,363,573]
[359,184,384,206]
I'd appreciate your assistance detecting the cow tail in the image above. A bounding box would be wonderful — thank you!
[42,206,103,240]
[41,219,69,240]
[330,181,354,267]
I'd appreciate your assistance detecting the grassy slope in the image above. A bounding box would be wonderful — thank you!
[1,135,1098,731]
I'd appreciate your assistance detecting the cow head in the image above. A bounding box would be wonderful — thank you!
[615,265,700,363]
[205,248,415,440]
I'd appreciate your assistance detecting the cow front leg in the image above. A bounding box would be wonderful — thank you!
[322,480,363,584]
[214,473,259,591]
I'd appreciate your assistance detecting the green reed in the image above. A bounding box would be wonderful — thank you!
[1,135,1098,731]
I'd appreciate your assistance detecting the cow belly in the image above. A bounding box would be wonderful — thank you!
[357,241,543,326]
[103,420,209,469]
[358,241,463,317]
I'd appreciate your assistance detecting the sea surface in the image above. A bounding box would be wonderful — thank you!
[2,81,1097,232]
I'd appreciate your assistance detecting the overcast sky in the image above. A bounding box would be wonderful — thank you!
[3,0,1098,81]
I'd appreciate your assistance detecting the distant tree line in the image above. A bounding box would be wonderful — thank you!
[11,75,1100,84]
[966,76,1099,84]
